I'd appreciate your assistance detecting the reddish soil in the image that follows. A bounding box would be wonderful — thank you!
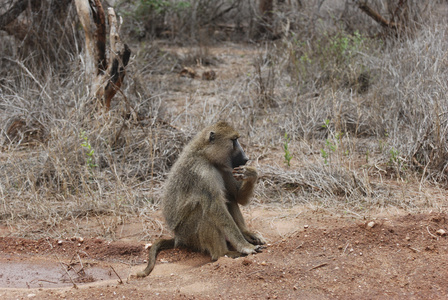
[1,208,447,299]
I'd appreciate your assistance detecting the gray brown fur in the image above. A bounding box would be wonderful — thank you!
[137,121,265,278]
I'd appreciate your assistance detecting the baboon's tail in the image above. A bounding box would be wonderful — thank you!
[136,238,175,278]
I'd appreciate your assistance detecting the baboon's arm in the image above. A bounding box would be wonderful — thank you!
[233,166,258,206]
[227,200,250,232]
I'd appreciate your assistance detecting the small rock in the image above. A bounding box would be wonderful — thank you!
[27,294,36,298]
[304,225,309,229]
[436,229,446,236]
[202,70,216,81]
[405,235,410,241]
[144,243,152,250]
[367,221,376,228]
[260,261,267,266]
[425,245,435,251]
[78,237,84,243]
[57,240,63,245]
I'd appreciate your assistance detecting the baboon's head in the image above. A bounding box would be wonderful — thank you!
[201,121,249,169]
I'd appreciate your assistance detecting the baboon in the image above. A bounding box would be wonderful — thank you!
[137,121,265,278]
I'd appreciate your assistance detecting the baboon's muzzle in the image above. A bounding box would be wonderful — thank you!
[232,139,249,168]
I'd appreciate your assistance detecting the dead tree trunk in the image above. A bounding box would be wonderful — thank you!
[74,0,130,110]
[355,0,401,31]
[257,0,274,37]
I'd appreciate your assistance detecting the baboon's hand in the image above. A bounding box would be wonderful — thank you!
[232,166,258,182]
[243,231,266,245]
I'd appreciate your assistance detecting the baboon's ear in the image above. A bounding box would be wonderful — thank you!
[209,131,215,142]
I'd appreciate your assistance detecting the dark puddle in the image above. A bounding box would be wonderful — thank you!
[0,260,121,288]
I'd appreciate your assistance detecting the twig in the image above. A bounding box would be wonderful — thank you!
[77,253,85,276]
[36,279,59,284]
[408,247,420,253]
[426,226,439,240]
[109,265,123,284]
[0,0,29,29]
[6,58,52,101]
[45,237,54,249]
[419,159,430,191]
[308,263,328,271]
[246,269,264,277]
[55,254,78,289]
[202,0,240,26]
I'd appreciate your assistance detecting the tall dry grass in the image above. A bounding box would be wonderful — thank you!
[0,0,446,238]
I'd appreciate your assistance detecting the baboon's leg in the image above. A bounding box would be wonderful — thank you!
[136,238,175,278]
[199,219,248,260]
[198,218,230,260]
[208,201,259,256]
[227,201,266,245]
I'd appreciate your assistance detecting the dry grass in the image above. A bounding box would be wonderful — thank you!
[0,0,447,238]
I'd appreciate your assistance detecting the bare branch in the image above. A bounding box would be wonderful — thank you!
[356,0,401,30]
[0,0,40,30]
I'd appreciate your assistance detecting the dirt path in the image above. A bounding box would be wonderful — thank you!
[1,207,447,299]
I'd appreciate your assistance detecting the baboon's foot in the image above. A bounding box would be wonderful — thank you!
[253,245,264,253]
[238,243,264,255]
[243,231,266,245]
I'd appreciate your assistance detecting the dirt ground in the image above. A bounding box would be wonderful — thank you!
[0,206,447,299]
[1,42,448,299]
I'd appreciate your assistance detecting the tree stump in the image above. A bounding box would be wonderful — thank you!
[74,0,131,110]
